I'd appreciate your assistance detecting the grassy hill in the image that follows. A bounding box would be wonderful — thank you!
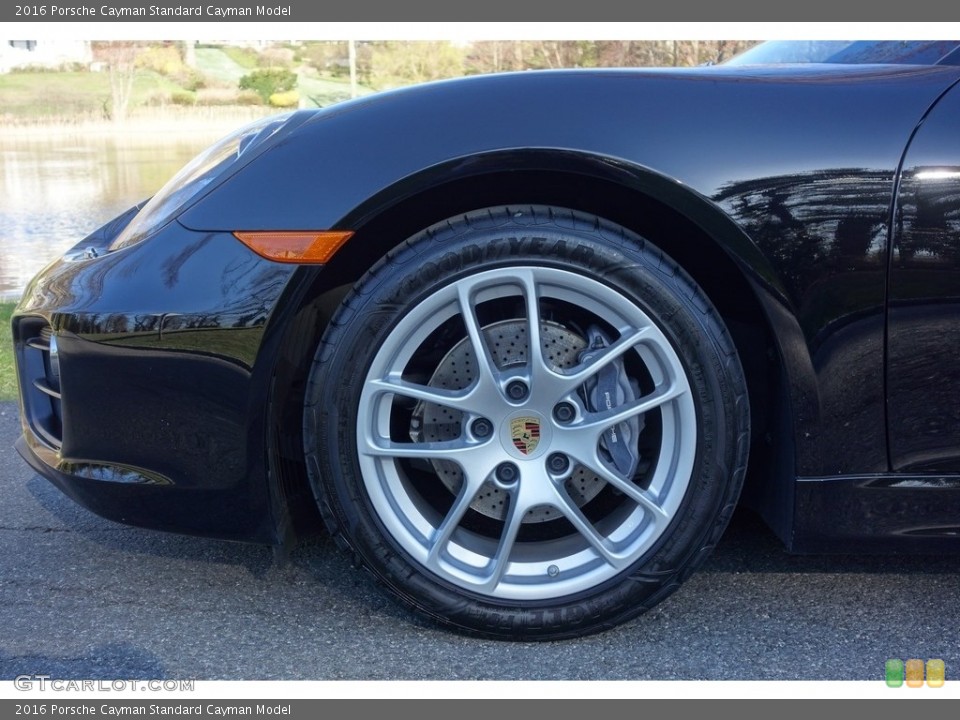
[0,70,183,121]
[194,46,250,86]
[195,46,371,107]
[0,45,374,124]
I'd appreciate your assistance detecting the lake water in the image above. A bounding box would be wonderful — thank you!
[0,134,222,298]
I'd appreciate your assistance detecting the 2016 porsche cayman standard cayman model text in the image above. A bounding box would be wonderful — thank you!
[13,41,960,638]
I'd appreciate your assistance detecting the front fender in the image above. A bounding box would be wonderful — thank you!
[180,64,960,240]
[185,64,960,480]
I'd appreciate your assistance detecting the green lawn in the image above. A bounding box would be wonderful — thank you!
[0,303,17,402]
[297,75,372,107]
[218,46,260,71]
[0,70,183,119]
[194,47,251,86]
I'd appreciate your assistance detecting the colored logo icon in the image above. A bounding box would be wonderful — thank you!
[885,659,904,687]
[906,659,924,687]
[510,417,541,455]
[927,659,946,688]
[885,658,946,687]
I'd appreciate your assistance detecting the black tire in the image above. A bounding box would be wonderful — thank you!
[304,206,749,639]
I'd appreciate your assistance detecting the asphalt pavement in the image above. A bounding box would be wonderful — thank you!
[1,401,959,681]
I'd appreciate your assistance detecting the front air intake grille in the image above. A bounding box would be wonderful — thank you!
[16,320,63,448]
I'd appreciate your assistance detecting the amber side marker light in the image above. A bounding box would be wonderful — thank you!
[233,231,354,264]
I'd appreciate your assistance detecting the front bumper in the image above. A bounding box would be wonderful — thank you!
[12,219,300,543]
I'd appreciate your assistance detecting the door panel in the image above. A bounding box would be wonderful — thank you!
[889,84,960,472]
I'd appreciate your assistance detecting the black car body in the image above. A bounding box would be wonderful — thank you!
[13,41,960,638]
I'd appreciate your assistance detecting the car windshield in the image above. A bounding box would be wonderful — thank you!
[726,40,959,66]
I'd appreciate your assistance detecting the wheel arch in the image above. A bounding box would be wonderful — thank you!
[266,148,809,545]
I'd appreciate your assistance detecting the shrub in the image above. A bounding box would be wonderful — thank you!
[268,90,299,108]
[136,45,185,76]
[142,90,170,107]
[238,68,297,103]
[170,90,196,106]
[236,90,265,106]
[174,69,206,92]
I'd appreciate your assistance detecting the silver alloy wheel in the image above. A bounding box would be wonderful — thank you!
[356,266,698,601]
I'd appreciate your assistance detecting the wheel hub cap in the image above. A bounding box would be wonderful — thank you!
[509,415,540,456]
[504,413,547,459]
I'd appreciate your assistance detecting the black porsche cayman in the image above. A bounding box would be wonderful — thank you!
[12,41,960,638]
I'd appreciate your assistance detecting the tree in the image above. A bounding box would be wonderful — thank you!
[92,41,139,124]
[366,41,465,90]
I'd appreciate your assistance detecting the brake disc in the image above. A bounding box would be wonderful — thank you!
[413,319,611,523]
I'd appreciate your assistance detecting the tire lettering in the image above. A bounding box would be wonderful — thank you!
[571,245,595,264]
[505,236,552,255]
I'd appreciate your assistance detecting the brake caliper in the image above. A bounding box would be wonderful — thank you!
[579,327,643,478]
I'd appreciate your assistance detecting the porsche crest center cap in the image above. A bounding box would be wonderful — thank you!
[510,416,541,456]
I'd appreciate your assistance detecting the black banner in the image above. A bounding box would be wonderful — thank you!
[2,698,959,717]
[8,2,295,20]
[6,701,297,716]
[3,2,959,22]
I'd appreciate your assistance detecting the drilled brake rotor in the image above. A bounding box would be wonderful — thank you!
[412,319,607,523]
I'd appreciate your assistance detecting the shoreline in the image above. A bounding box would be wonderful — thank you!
[0,107,281,141]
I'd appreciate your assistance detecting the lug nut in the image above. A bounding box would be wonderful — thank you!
[506,380,528,401]
[471,418,493,438]
[495,462,519,484]
[547,453,569,474]
[553,401,575,423]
